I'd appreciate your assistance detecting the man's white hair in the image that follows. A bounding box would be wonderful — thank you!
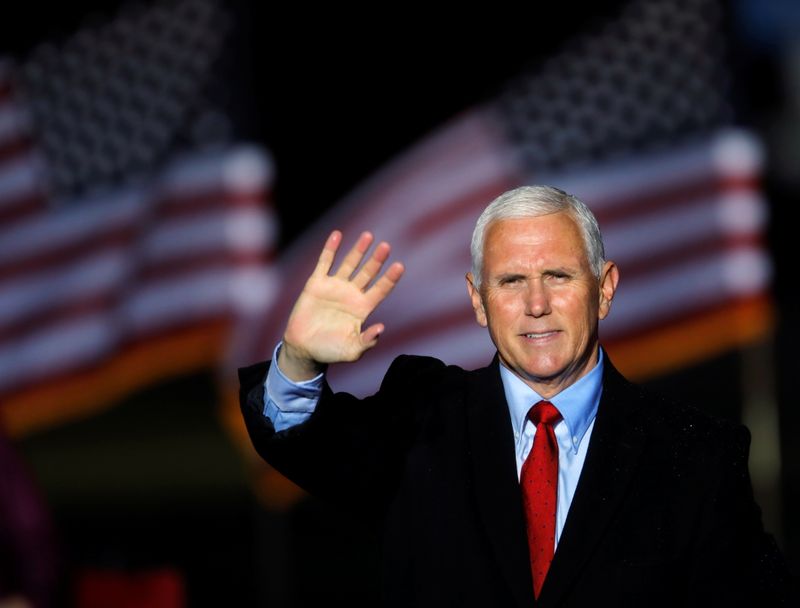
[470,185,605,288]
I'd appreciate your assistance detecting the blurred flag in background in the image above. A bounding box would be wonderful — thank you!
[0,0,775,511]
[0,0,276,436]
[237,0,772,398]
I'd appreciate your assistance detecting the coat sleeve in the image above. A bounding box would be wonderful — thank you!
[238,355,449,512]
[686,423,796,606]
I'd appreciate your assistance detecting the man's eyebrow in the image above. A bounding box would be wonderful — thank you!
[543,266,577,275]
[492,265,582,283]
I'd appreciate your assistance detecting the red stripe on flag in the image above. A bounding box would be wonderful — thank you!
[0,294,117,343]
[0,227,135,281]
[592,175,760,225]
[0,195,46,225]
[0,80,12,101]
[403,177,522,240]
[617,233,764,280]
[135,251,273,283]
[0,135,33,164]
[156,189,271,218]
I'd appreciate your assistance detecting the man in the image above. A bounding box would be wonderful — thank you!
[239,185,793,606]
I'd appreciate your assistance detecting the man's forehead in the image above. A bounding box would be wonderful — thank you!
[484,212,582,246]
[482,213,590,267]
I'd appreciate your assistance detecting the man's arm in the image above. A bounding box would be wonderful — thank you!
[239,229,405,502]
[688,424,796,605]
[255,229,403,433]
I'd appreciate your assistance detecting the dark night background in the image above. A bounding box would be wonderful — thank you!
[2,1,798,606]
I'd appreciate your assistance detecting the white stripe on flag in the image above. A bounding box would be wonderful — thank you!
[141,208,276,261]
[0,250,128,327]
[0,152,44,204]
[0,315,118,391]
[604,247,771,337]
[0,192,140,260]
[604,193,766,264]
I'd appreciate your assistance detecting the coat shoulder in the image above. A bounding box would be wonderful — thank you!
[603,361,749,458]
[380,354,472,394]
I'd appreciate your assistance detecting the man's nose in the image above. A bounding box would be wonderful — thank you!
[525,281,551,317]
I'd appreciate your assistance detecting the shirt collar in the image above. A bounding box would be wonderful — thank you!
[500,348,604,455]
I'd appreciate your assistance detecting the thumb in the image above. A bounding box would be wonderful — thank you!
[360,323,385,349]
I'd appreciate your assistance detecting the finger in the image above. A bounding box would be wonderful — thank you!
[334,231,374,278]
[365,261,405,305]
[360,322,385,349]
[351,241,391,290]
[313,230,343,276]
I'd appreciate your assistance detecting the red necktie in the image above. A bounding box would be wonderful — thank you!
[520,400,562,599]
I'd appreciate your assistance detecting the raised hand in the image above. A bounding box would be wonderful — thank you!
[278,230,405,381]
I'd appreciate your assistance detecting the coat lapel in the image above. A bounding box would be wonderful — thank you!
[465,357,536,608]
[537,360,646,607]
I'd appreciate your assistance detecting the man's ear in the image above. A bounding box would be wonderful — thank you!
[466,273,488,327]
[597,261,619,320]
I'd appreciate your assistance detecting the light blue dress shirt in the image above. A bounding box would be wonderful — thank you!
[263,343,604,548]
[263,343,324,430]
[500,350,603,547]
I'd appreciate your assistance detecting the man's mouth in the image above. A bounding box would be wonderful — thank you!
[522,331,558,339]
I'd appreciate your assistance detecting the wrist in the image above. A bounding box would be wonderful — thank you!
[278,340,327,382]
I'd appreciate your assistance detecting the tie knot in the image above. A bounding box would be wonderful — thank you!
[528,400,561,427]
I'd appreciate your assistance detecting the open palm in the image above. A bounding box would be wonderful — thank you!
[280,230,404,379]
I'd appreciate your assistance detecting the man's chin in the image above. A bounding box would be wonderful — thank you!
[504,360,570,392]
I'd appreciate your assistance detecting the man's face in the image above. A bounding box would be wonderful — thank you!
[466,212,618,398]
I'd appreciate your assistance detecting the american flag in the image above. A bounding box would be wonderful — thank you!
[235,0,772,398]
[0,0,277,436]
